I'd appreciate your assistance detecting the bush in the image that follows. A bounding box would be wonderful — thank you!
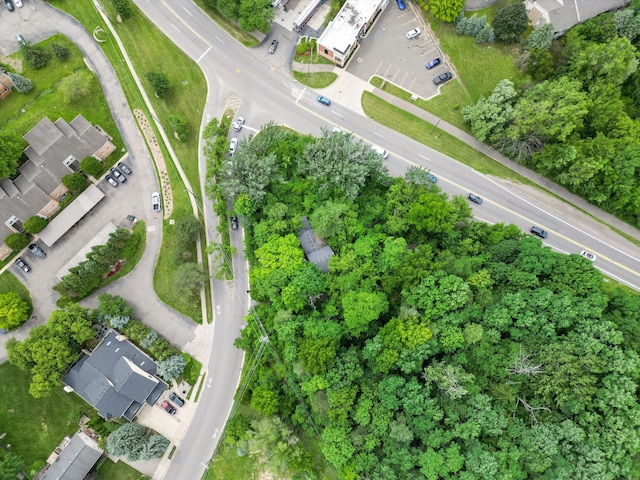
[110,0,132,20]
[80,156,103,177]
[168,114,189,142]
[156,354,187,380]
[174,215,201,249]
[22,44,50,69]
[62,172,87,191]
[23,216,47,234]
[4,232,29,250]
[51,42,70,60]
[493,1,529,44]
[7,72,32,93]
[145,72,170,99]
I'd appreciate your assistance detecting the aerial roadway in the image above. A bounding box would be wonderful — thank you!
[125,1,640,479]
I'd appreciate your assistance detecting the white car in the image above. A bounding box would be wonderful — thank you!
[229,138,238,155]
[406,28,421,40]
[233,117,245,132]
[152,192,161,212]
[14,0,23,8]
[332,127,345,134]
[580,250,596,261]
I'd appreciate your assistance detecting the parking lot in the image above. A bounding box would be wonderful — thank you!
[346,4,453,99]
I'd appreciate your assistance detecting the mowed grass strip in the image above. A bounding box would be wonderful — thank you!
[292,71,338,88]
[93,458,142,480]
[361,91,533,183]
[0,363,88,468]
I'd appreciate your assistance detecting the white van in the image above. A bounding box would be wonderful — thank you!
[372,145,389,159]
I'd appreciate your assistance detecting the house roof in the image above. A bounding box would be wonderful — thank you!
[317,0,384,54]
[38,184,105,247]
[527,0,630,33]
[298,216,333,273]
[63,330,167,420]
[41,431,102,480]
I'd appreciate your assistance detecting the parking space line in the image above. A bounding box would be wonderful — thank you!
[400,71,409,86]
[408,76,417,91]
[391,67,401,82]
[383,63,393,78]
[374,58,384,76]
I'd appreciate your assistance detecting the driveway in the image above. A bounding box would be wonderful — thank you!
[345,3,452,99]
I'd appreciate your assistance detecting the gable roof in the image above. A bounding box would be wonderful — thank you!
[527,0,630,34]
[41,431,102,480]
[298,216,334,273]
[63,330,167,420]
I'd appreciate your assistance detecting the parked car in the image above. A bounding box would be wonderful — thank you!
[230,216,239,230]
[233,117,245,132]
[426,173,438,183]
[28,243,46,259]
[161,400,176,415]
[110,167,126,183]
[425,58,442,69]
[14,257,30,273]
[530,226,548,239]
[105,175,119,188]
[396,0,406,9]
[268,39,278,54]
[433,72,453,85]
[406,28,421,40]
[169,392,185,407]
[152,192,161,212]
[5,0,14,12]
[14,0,22,7]
[580,250,596,261]
[468,193,482,204]
[332,127,345,134]
[16,34,26,46]
[316,95,331,106]
[118,162,132,175]
[229,137,238,155]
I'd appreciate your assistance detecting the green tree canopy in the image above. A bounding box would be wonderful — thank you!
[0,133,24,179]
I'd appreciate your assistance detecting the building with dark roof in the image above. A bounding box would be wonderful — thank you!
[63,330,167,421]
[40,431,102,480]
[298,216,334,273]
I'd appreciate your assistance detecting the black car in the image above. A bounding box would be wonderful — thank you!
[28,243,46,259]
[118,162,132,175]
[530,226,548,239]
[230,216,239,230]
[5,0,14,12]
[169,392,185,407]
[15,257,30,272]
[433,72,453,85]
[468,193,482,204]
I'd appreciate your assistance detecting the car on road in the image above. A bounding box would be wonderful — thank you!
[433,72,453,85]
[161,400,176,415]
[110,167,126,183]
[169,392,185,407]
[28,243,46,259]
[530,226,548,239]
[425,58,442,70]
[152,192,161,212]
[396,0,406,9]
[229,137,238,155]
[16,34,26,46]
[118,162,132,175]
[332,127,345,134]
[5,0,14,11]
[268,39,278,54]
[316,95,331,106]
[580,250,596,261]
[105,175,119,188]
[406,28,421,39]
[230,216,239,230]
[233,117,245,132]
[426,173,438,183]
[468,193,482,204]
[15,257,30,272]
[372,145,389,159]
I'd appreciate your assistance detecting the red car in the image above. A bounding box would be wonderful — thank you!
[161,400,176,415]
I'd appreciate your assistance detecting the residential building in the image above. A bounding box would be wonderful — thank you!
[525,0,630,36]
[39,431,102,480]
[63,329,167,421]
[0,68,13,100]
[298,216,334,273]
[316,0,388,67]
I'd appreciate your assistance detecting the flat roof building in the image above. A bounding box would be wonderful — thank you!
[316,0,387,67]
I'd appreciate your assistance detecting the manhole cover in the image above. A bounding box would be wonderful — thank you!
[357,57,363,63]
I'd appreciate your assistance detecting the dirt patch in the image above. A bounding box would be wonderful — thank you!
[0,55,23,73]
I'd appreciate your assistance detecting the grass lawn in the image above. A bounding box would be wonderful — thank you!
[94,458,144,480]
[204,441,258,480]
[1,34,124,156]
[294,39,334,65]
[292,71,338,88]
[0,363,88,470]
[361,91,535,184]
[370,76,472,132]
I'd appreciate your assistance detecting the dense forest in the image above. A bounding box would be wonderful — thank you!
[221,125,640,479]
[463,2,640,225]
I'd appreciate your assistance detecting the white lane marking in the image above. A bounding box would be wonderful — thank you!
[183,6,192,15]
[473,216,494,225]
[196,46,211,64]
[418,154,431,161]
[171,23,180,32]
[373,132,384,138]
[296,87,306,103]
[215,36,225,44]
[332,111,344,119]
[600,268,640,291]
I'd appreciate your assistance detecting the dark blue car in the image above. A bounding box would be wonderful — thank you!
[396,0,406,9]
[426,58,442,69]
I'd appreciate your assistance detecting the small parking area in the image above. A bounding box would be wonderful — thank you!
[346,5,452,99]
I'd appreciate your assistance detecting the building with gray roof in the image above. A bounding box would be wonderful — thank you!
[298,216,334,273]
[40,431,102,480]
[63,330,167,421]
